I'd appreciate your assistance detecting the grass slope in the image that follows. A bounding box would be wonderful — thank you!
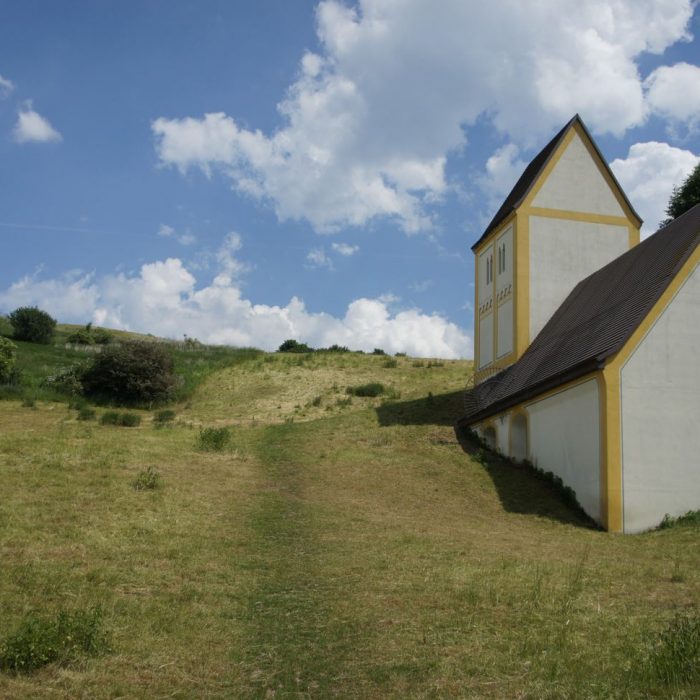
[0,351,698,698]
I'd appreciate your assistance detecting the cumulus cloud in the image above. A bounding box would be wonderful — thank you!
[611,141,699,234]
[157,223,197,246]
[645,62,700,129]
[306,247,334,270]
[153,0,694,233]
[13,102,62,143]
[0,73,14,98]
[331,242,359,256]
[0,256,471,359]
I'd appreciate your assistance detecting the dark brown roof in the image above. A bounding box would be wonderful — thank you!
[471,115,642,252]
[465,203,700,424]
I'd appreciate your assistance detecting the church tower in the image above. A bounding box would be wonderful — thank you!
[473,115,642,384]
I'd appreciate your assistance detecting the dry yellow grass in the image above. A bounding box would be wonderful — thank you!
[0,353,698,698]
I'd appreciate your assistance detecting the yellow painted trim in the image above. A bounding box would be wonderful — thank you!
[627,224,640,249]
[572,121,642,227]
[473,212,516,256]
[522,127,577,208]
[526,207,631,227]
[515,210,530,357]
[471,372,598,430]
[600,247,700,533]
[474,240,480,372]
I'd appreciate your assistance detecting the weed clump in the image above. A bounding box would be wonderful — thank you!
[153,409,176,425]
[100,411,141,427]
[77,407,96,421]
[133,466,161,491]
[198,427,231,451]
[346,382,385,397]
[0,606,109,674]
[383,358,398,368]
[658,510,700,529]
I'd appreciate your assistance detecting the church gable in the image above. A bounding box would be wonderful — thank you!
[530,130,625,217]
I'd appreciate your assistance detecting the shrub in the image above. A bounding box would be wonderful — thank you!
[0,606,109,673]
[9,306,57,344]
[383,358,398,368]
[22,397,36,408]
[100,411,120,425]
[198,427,231,451]
[133,466,161,491]
[100,411,140,427]
[346,382,385,397]
[118,413,141,427]
[66,327,94,345]
[82,340,177,404]
[277,339,314,353]
[153,409,176,425]
[372,348,386,355]
[319,344,349,353]
[77,407,96,421]
[42,364,85,396]
[394,352,407,357]
[92,328,113,345]
[0,337,17,383]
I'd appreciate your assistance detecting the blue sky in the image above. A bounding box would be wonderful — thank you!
[1,0,699,358]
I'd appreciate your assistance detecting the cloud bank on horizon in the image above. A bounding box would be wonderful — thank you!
[153,0,700,236]
[0,247,471,359]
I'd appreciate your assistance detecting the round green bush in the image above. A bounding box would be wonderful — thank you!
[9,307,57,344]
[0,337,17,383]
[82,340,177,404]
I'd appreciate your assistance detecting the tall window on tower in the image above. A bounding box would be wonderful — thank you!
[496,226,513,359]
[478,244,495,369]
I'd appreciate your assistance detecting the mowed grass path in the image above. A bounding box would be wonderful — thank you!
[0,352,698,698]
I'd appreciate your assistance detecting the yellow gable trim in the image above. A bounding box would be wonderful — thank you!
[526,207,631,227]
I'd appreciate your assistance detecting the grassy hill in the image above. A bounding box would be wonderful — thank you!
[0,338,698,697]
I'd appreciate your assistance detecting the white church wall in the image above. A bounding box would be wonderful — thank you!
[620,262,700,533]
[497,298,513,358]
[529,216,629,340]
[479,312,494,369]
[526,379,602,524]
[531,131,625,216]
[496,225,513,295]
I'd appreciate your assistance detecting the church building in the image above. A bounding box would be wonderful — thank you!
[462,115,700,533]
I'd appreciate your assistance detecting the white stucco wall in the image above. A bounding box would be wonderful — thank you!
[496,225,513,295]
[529,216,629,340]
[495,413,510,455]
[510,414,528,463]
[527,379,602,524]
[497,298,513,359]
[531,132,625,216]
[479,312,493,369]
[620,262,700,533]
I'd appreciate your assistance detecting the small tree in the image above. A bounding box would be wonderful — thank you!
[81,340,177,404]
[0,337,17,383]
[277,339,313,353]
[663,162,700,225]
[9,307,57,344]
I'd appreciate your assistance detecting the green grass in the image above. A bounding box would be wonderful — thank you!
[0,348,698,697]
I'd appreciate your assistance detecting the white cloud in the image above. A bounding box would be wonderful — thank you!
[477,143,529,213]
[645,62,700,129]
[0,73,14,98]
[13,102,62,144]
[158,224,175,237]
[611,141,700,235]
[331,242,359,256]
[306,247,334,270]
[157,223,197,246]
[411,280,433,293]
[0,256,471,359]
[153,0,694,233]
